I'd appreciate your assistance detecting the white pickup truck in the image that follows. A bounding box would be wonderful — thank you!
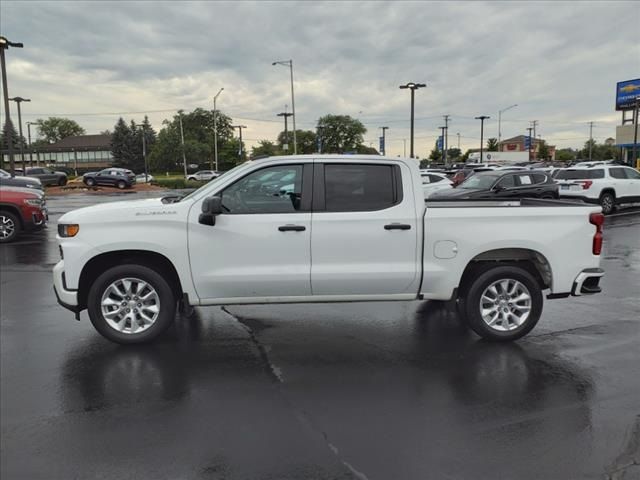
[53,155,605,344]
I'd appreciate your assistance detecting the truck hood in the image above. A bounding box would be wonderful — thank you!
[59,196,190,224]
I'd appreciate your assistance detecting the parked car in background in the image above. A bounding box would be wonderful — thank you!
[17,167,68,186]
[135,173,154,184]
[432,170,559,200]
[0,187,48,243]
[421,172,454,197]
[186,170,220,182]
[83,168,136,189]
[0,168,44,190]
[555,165,640,214]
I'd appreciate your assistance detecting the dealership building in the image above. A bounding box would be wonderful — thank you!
[499,135,556,161]
[1,134,114,171]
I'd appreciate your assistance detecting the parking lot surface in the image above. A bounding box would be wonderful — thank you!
[1,193,639,480]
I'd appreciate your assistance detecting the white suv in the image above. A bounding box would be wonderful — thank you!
[186,170,220,181]
[555,165,640,214]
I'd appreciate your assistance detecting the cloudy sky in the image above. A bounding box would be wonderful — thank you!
[2,1,638,156]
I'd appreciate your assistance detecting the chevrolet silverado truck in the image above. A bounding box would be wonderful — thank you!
[53,155,605,344]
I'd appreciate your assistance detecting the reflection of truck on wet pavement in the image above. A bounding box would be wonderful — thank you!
[54,155,605,344]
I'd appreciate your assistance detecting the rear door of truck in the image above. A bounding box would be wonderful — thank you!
[310,160,420,296]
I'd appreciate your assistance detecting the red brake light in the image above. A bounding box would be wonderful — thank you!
[589,212,604,255]
[580,180,593,190]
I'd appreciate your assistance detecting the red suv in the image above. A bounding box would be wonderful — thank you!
[0,187,48,243]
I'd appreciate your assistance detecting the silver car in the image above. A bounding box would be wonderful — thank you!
[186,170,220,181]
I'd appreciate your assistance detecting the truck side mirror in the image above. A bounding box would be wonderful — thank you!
[199,195,223,226]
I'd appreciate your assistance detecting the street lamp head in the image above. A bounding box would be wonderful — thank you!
[0,36,23,48]
[399,82,426,90]
[475,115,490,120]
[9,97,31,102]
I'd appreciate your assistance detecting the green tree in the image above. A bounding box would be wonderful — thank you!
[356,144,379,155]
[447,148,462,160]
[316,115,366,153]
[277,129,317,154]
[537,140,550,161]
[36,117,85,144]
[251,140,280,158]
[555,148,576,162]
[579,140,619,161]
[1,121,26,151]
[147,108,235,172]
[486,138,499,151]
[428,142,442,162]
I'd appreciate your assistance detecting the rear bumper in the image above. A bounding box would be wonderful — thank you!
[53,261,79,315]
[571,268,605,296]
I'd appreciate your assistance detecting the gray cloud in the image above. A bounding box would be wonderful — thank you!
[2,0,638,155]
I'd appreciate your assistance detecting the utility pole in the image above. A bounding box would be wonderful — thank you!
[232,125,247,160]
[443,114,450,164]
[9,97,30,167]
[588,121,594,161]
[399,82,427,158]
[498,104,518,146]
[439,126,447,164]
[27,121,37,167]
[178,111,188,179]
[380,126,389,156]
[457,132,461,150]
[403,139,407,157]
[213,87,223,171]
[527,127,533,162]
[277,106,293,153]
[0,36,24,177]
[272,60,297,154]
[531,120,538,140]
[475,116,490,163]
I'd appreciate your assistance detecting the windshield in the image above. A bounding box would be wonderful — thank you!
[459,173,500,189]
[178,162,251,202]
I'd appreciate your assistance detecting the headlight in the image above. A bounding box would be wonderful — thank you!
[24,198,43,206]
[58,224,80,237]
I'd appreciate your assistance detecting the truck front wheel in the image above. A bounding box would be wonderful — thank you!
[87,264,177,344]
[463,265,543,341]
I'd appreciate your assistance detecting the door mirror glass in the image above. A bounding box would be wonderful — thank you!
[199,195,223,225]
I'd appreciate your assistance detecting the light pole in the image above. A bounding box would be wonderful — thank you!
[26,121,37,167]
[9,97,30,167]
[277,106,293,153]
[213,87,223,171]
[526,127,534,162]
[380,126,389,156]
[134,123,148,181]
[633,96,639,167]
[232,125,247,160]
[457,132,461,150]
[498,104,517,147]
[0,36,24,176]
[475,116,490,163]
[399,82,426,158]
[439,125,448,165]
[273,60,296,154]
[178,111,188,179]
[443,114,450,163]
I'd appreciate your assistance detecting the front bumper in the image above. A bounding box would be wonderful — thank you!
[53,260,80,317]
[571,268,605,296]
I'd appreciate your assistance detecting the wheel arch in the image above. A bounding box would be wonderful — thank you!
[78,250,183,310]
[458,248,552,297]
[0,204,24,229]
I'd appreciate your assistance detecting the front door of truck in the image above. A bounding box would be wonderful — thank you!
[188,163,313,301]
[310,161,419,296]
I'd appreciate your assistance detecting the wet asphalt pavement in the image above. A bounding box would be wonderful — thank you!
[1,193,639,480]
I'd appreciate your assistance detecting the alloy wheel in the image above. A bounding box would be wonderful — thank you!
[0,215,16,240]
[479,279,532,332]
[101,277,161,334]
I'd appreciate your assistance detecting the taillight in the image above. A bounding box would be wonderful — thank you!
[589,212,604,255]
[579,180,593,190]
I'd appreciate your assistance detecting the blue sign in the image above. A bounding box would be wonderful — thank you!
[616,79,640,111]
[379,136,385,155]
[436,136,443,151]
[524,136,531,149]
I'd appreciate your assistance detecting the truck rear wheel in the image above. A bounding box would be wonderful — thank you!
[87,264,177,344]
[463,265,543,341]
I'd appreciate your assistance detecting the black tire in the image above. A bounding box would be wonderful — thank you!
[87,264,177,344]
[117,180,127,189]
[58,177,67,186]
[0,211,21,243]
[540,193,555,199]
[463,265,543,342]
[85,177,96,187]
[599,192,616,215]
